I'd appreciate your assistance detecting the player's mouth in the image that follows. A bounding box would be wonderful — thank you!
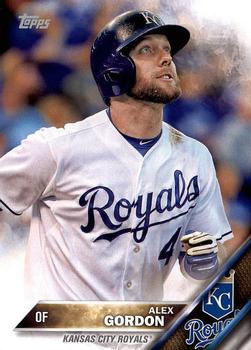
[156,73,174,81]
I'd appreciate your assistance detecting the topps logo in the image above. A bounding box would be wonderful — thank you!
[18,14,51,29]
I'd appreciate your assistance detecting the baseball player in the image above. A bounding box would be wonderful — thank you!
[0,10,233,302]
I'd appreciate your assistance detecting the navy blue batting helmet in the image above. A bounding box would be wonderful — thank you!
[90,10,190,105]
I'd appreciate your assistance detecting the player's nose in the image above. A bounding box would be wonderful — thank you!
[158,49,172,66]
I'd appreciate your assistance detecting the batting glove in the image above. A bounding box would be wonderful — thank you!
[180,231,219,280]
[181,231,218,256]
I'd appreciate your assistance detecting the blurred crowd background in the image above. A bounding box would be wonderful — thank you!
[0,0,250,256]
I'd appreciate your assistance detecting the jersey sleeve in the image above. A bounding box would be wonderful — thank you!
[186,144,233,244]
[0,129,56,215]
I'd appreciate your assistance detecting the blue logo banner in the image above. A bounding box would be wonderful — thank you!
[203,270,235,320]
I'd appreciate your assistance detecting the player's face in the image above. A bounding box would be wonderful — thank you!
[128,34,181,104]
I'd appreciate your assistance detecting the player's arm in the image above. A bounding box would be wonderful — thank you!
[182,143,233,281]
[179,231,228,281]
[0,129,56,216]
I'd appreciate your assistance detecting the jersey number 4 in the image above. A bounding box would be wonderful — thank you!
[158,227,181,265]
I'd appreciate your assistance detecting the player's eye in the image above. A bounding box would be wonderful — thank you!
[139,45,152,54]
[164,46,171,54]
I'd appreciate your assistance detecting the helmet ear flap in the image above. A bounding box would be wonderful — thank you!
[98,54,136,102]
[103,70,122,83]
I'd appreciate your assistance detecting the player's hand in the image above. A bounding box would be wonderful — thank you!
[181,231,218,256]
[180,231,219,280]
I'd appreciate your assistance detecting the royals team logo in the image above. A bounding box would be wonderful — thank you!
[203,270,235,320]
[184,270,236,349]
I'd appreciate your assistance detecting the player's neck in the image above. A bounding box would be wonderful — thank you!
[110,98,163,139]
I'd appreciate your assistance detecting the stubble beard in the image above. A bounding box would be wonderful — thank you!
[127,78,182,104]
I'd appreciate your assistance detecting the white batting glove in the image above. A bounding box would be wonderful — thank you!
[181,231,218,256]
[180,231,219,280]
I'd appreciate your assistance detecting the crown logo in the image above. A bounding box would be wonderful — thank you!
[220,269,235,283]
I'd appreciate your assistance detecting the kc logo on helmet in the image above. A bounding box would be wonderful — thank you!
[140,11,164,26]
[203,270,235,320]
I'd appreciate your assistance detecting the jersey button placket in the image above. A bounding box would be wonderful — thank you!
[123,160,146,300]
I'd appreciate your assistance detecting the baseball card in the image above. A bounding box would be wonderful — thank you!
[0,1,250,350]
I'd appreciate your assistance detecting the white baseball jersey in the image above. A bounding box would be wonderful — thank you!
[0,109,232,301]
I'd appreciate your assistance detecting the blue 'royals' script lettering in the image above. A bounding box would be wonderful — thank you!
[184,310,240,349]
[79,170,199,242]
